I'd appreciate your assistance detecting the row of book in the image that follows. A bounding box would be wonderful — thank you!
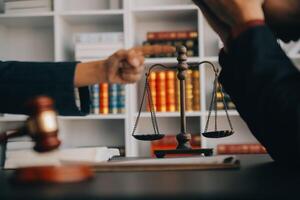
[147,69,200,112]
[217,144,267,154]
[74,32,124,62]
[143,31,199,58]
[4,0,52,14]
[90,84,125,115]
[151,135,267,157]
[74,32,126,115]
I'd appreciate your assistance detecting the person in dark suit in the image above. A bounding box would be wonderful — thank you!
[0,48,145,116]
[193,0,300,162]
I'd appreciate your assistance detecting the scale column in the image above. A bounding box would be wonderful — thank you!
[176,46,191,149]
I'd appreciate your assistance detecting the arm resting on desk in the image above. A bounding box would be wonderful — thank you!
[219,26,300,162]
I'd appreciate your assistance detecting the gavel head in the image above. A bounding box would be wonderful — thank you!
[26,96,61,152]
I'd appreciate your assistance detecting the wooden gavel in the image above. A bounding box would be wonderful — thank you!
[0,96,93,184]
[0,96,61,152]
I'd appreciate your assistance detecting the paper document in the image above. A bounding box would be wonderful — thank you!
[92,155,240,172]
[5,147,120,169]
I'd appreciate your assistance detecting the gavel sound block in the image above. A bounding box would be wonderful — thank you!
[0,96,93,184]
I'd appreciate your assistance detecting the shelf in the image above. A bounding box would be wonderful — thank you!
[145,57,201,64]
[144,57,218,65]
[204,110,240,117]
[137,112,202,118]
[0,12,54,18]
[132,5,198,12]
[0,13,53,27]
[60,114,126,120]
[60,12,123,25]
[0,114,126,122]
[57,0,123,12]
[59,9,124,16]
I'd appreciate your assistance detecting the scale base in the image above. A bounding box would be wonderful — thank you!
[154,148,213,158]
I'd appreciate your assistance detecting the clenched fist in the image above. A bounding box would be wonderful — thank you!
[103,49,145,84]
[74,45,175,87]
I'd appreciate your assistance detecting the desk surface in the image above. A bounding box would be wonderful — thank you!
[0,155,299,200]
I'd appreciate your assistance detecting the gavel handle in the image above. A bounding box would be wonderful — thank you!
[0,128,26,143]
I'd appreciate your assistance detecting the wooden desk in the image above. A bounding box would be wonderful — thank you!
[0,155,298,200]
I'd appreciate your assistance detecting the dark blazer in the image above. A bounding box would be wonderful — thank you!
[0,61,89,116]
[219,26,300,162]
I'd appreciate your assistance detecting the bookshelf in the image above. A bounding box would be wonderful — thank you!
[0,0,299,157]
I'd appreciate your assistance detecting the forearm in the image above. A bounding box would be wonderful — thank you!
[219,26,300,161]
[74,60,107,87]
[0,61,89,115]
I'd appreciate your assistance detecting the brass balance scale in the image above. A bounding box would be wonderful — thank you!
[132,46,234,158]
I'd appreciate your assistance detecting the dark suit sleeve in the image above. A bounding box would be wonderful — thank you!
[219,26,300,162]
[0,61,90,116]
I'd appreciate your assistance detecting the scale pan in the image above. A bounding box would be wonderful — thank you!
[202,130,234,138]
[133,134,165,141]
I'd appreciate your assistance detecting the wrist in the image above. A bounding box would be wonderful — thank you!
[97,60,109,83]
[233,5,265,27]
[231,19,265,39]
[74,60,107,87]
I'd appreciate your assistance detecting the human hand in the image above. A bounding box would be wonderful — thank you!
[193,0,230,49]
[103,48,144,84]
[200,0,265,28]
[103,45,176,84]
[74,45,175,87]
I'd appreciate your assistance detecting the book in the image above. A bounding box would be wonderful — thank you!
[5,147,120,169]
[147,31,198,41]
[74,32,124,44]
[100,83,109,114]
[185,70,193,111]
[143,31,198,58]
[176,79,181,111]
[109,84,118,114]
[145,69,201,113]
[147,71,157,111]
[192,70,200,111]
[75,49,118,60]
[74,33,124,61]
[166,71,176,112]
[117,84,126,113]
[90,84,99,114]
[156,71,166,112]
[75,43,123,51]
[217,144,267,155]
